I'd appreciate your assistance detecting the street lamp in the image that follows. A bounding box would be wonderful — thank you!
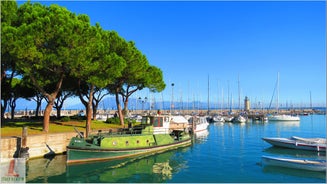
[171,83,174,114]
[139,97,148,112]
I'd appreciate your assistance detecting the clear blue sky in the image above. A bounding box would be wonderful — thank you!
[19,1,326,108]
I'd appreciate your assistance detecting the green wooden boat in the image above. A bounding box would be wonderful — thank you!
[67,115,191,164]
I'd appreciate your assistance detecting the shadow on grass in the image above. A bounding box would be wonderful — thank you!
[2,120,43,128]
[51,121,85,128]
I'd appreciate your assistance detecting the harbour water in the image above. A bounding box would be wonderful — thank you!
[26,115,326,183]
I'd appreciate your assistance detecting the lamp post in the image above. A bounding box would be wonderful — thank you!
[171,83,174,114]
[139,97,148,112]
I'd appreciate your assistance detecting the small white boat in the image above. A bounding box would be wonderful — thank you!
[268,114,300,121]
[233,115,247,123]
[188,116,209,132]
[223,116,234,122]
[262,155,326,172]
[212,115,225,122]
[262,137,326,152]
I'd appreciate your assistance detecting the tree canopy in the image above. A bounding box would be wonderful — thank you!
[1,0,166,134]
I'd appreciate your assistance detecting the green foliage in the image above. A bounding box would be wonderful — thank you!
[60,116,70,122]
[70,115,86,121]
[1,1,17,23]
[105,117,121,124]
[1,0,165,129]
[105,117,136,125]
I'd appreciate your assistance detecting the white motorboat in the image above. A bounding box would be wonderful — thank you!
[188,116,209,132]
[233,115,247,123]
[262,137,326,152]
[223,116,234,122]
[212,115,225,122]
[262,155,326,172]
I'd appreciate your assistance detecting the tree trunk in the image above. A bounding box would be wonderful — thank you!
[43,95,55,133]
[85,101,92,137]
[115,92,124,126]
[56,106,61,118]
[10,99,16,120]
[92,101,97,120]
[30,74,64,133]
[85,86,95,138]
[35,101,41,118]
[123,97,129,116]
[2,99,8,120]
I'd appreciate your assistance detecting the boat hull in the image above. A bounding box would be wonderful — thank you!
[67,138,191,164]
[262,156,326,172]
[262,137,326,152]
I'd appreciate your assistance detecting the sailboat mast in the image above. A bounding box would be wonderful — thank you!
[277,72,279,113]
[207,75,210,114]
[228,80,230,112]
[238,74,241,112]
[310,91,312,110]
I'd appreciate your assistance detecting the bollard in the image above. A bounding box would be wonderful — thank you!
[19,126,29,160]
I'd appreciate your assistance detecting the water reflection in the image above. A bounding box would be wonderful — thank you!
[26,155,66,182]
[194,129,209,143]
[263,147,326,159]
[273,120,300,128]
[66,147,189,183]
[262,164,326,179]
[152,161,172,180]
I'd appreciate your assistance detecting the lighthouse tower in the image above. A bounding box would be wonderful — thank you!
[244,96,250,112]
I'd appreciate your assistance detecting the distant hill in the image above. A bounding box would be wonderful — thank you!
[12,96,322,112]
[13,96,211,111]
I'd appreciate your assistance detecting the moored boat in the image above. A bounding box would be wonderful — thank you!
[262,155,326,172]
[262,137,326,152]
[212,115,225,122]
[233,115,247,123]
[223,116,234,122]
[66,114,192,164]
[187,116,209,132]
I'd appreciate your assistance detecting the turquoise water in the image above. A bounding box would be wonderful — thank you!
[27,115,326,183]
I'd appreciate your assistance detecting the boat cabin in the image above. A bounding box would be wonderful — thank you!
[141,115,170,134]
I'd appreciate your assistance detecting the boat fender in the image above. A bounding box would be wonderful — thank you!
[112,140,117,146]
[295,141,298,146]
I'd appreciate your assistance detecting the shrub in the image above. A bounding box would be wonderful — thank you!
[61,116,70,122]
[105,117,136,125]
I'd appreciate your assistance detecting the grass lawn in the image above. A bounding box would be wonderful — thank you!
[1,119,123,137]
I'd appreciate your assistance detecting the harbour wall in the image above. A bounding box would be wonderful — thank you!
[1,132,77,159]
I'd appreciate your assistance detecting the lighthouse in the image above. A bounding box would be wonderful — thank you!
[244,96,250,112]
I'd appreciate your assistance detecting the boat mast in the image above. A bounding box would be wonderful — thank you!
[238,74,241,112]
[277,72,279,113]
[221,87,224,114]
[310,91,312,110]
[207,75,210,115]
[228,80,230,114]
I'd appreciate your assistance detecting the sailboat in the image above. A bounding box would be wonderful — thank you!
[268,73,300,121]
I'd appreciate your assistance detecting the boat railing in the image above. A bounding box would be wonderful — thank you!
[94,125,189,140]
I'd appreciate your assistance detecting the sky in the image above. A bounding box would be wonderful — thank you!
[17,1,326,108]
